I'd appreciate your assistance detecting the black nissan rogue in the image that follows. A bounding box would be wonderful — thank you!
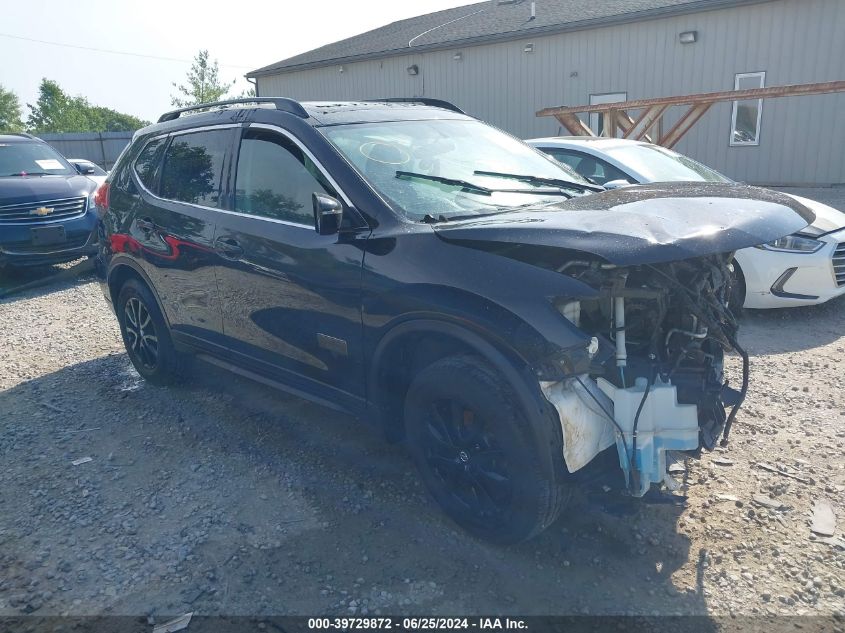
[96,98,812,543]
[0,133,99,269]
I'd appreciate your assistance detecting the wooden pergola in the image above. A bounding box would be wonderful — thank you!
[536,80,845,148]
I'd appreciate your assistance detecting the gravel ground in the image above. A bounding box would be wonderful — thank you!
[775,187,845,212]
[0,187,843,622]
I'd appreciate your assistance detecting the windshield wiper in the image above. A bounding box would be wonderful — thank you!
[3,171,52,177]
[397,171,492,195]
[397,170,575,197]
[473,170,603,192]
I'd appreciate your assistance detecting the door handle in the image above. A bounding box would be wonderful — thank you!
[214,236,244,259]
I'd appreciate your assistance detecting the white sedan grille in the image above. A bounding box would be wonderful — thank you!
[834,242,845,287]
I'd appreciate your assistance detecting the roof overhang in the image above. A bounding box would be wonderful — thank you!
[247,0,772,79]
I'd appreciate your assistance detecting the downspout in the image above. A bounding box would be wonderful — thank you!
[246,76,259,97]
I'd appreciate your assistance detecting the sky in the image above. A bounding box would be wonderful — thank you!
[0,0,470,124]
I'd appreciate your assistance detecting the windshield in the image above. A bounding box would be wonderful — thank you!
[603,144,732,183]
[322,119,592,220]
[0,141,75,177]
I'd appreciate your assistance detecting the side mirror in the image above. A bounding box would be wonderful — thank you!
[603,179,633,190]
[75,163,95,175]
[312,193,343,236]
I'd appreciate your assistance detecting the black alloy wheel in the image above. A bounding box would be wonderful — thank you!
[123,296,159,371]
[421,398,513,528]
[117,278,186,385]
[405,355,568,544]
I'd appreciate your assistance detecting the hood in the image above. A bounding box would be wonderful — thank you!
[784,194,845,235]
[433,183,815,266]
[0,175,96,207]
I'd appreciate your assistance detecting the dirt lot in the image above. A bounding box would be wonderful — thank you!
[1,244,844,623]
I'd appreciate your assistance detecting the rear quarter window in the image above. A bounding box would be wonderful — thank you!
[133,137,167,193]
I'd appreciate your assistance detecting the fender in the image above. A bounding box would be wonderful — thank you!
[362,230,600,375]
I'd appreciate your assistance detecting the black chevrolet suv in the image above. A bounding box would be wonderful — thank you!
[0,133,99,269]
[97,98,811,543]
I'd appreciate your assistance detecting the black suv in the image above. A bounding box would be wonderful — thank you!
[0,133,100,269]
[97,98,811,543]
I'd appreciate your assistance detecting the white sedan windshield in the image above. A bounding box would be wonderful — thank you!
[605,144,732,183]
[322,119,592,220]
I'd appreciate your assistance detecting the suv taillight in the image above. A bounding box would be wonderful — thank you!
[93,182,110,214]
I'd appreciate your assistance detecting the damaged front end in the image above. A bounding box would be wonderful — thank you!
[432,182,814,497]
[543,253,745,496]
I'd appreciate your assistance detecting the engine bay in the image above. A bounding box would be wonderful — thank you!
[547,253,747,496]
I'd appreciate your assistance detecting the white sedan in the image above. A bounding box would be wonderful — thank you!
[67,158,108,188]
[528,136,845,309]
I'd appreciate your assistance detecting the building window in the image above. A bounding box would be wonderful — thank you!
[730,71,765,146]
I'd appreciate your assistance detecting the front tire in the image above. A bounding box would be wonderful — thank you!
[404,355,567,544]
[117,278,185,386]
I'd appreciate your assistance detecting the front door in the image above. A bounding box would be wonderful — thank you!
[213,125,369,401]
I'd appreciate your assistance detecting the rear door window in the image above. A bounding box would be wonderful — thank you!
[233,129,333,225]
[160,130,230,208]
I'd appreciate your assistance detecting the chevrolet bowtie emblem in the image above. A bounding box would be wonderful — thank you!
[31,206,54,216]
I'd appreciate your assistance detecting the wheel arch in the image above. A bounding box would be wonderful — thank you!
[368,317,556,446]
[107,258,170,328]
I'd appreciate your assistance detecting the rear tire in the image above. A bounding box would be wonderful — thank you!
[117,278,187,386]
[404,354,568,544]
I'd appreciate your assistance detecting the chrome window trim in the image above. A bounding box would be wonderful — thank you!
[135,168,315,229]
[131,123,243,186]
[170,123,243,136]
[130,122,353,231]
[131,124,239,218]
[247,122,354,208]
[132,134,169,192]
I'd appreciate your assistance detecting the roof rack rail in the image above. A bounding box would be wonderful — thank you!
[157,98,309,123]
[373,98,465,114]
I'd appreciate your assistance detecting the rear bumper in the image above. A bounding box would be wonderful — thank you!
[0,212,98,267]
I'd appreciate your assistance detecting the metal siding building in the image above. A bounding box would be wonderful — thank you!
[250,0,844,186]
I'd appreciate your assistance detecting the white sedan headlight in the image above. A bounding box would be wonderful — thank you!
[757,234,824,254]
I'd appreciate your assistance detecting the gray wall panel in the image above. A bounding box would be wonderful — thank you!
[39,132,133,170]
[259,0,844,185]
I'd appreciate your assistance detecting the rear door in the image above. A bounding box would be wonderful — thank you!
[127,126,237,347]
[212,124,369,403]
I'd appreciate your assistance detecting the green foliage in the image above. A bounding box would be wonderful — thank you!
[238,86,257,99]
[26,78,149,133]
[171,50,235,107]
[86,106,148,132]
[0,85,24,133]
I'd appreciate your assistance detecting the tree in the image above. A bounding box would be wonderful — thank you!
[0,85,24,133]
[239,85,257,99]
[27,79,89,133]
[86,106,148,132]
[171,50,234,107]
[26,79,148,133]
